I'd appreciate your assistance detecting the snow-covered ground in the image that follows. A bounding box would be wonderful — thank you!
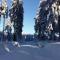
[0,41,60,60]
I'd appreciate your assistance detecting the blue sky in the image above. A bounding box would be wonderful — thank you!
[0,0,39,34]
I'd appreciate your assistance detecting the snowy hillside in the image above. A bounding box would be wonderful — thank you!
[0,41,60,60]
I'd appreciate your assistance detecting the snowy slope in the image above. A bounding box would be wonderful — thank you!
[0,42,60,60]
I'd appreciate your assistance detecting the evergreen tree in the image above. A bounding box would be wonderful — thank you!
[35,0,60,40]
[35,0,49,40]
[9,0,24,41]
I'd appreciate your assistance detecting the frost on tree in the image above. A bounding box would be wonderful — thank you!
[34,0,60,40]
[0,0,8,19]
[9,0,24,41]
[1,0,8,18]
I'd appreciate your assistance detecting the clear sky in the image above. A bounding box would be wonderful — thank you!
[0,0,39,34]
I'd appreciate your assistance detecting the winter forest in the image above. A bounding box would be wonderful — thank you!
[0,0,60,60]
[0,0,60,43]
[0,0,24,42]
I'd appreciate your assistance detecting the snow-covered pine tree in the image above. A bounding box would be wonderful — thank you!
[34,0,60,40]
[34,0,49,40]
[9,0,24,41]
[47,0,60,40]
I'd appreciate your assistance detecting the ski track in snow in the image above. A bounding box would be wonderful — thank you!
[0,42,60,60]
[20,45,39,48]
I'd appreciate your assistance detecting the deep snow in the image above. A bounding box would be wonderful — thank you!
[0,41,60,60]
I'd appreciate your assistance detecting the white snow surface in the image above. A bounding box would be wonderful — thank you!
[0,41,60,60]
